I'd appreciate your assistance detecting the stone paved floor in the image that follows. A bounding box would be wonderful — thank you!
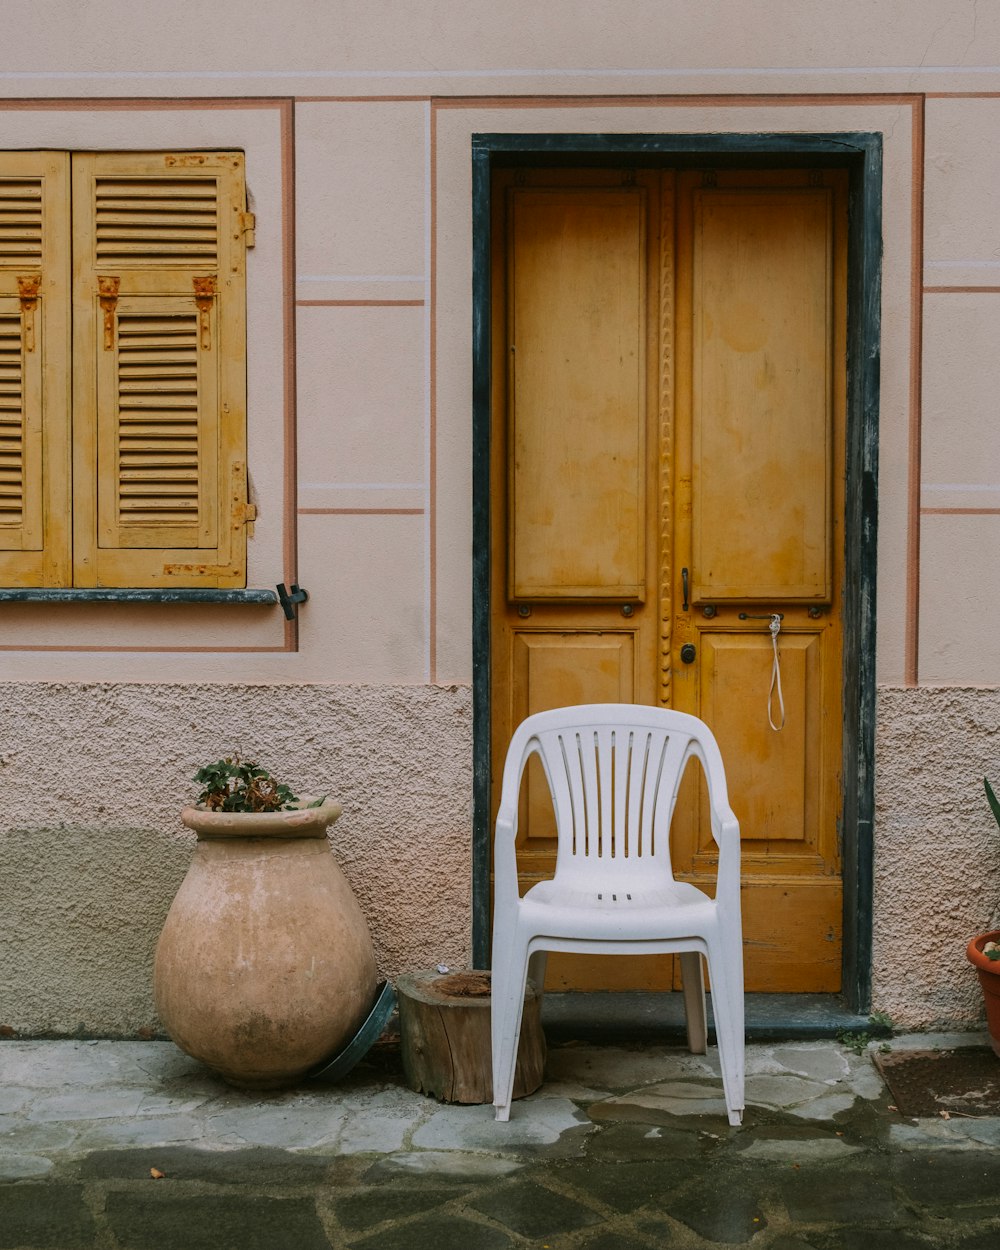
[2,1032,1000,1248]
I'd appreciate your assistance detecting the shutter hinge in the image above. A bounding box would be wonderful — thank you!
[193,277,216,350]
[17,276,40,353]
[99,277,120,351]
[239,211,256,248]
[237,501,257,537]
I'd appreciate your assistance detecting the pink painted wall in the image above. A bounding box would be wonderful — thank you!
[1,1,999,1030]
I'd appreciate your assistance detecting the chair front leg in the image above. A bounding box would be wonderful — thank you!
[491,935,532,1122]
[704,935,745,1127]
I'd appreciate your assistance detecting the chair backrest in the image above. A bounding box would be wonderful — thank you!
[501,704,731,885]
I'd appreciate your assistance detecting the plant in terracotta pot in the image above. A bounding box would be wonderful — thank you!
[192,756,308,813]
[153,757,378,1089]
[965,778,1000,1058]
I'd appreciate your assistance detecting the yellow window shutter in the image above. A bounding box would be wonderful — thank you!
[72,152,248,588]
[0,152,71,587]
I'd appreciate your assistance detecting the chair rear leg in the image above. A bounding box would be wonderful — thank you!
[527,950,548,998]
[679,951,707,1055]
[491,940,531,1122]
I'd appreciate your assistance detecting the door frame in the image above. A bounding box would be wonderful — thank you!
[471,131,882,1014]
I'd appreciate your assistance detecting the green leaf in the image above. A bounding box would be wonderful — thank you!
[192,755,300,813]
[986,778,1000,831]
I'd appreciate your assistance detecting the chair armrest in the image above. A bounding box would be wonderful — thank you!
[493,731,542,916]
[493,812,520,913]
[711,809,742,912]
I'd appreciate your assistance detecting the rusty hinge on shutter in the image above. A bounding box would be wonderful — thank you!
[193,277,216,350]
[99,277,120,351]
[17,277,40,353]
[227,462,255,535]
[239,211,256,248]
[237,502,257,538]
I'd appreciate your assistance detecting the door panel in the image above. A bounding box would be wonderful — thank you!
[671,169,846,991]
[490,168,666,991]
[508,187,648,600]
[490,165,846,994]
[512,630,635,849]
[697,631,821,850]
[691,188,834,601]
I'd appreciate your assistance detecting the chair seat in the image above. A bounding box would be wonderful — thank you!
[522,877,717,939]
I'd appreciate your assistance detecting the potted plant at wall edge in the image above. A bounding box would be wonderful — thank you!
[153,756,378,1089]
[965,777,1000,1059]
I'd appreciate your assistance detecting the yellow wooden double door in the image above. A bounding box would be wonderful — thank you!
[490,166,847,993]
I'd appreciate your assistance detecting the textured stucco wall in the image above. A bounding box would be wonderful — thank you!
[0,683,472,1036]
[4,681,1000,1035]
[874,686,1000,1030]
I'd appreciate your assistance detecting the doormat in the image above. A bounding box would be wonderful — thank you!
[873,1048,1000,1117]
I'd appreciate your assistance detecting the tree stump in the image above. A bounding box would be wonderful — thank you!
[397,969,546,1104]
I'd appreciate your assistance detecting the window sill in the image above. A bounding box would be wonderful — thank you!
[0,588,278,605]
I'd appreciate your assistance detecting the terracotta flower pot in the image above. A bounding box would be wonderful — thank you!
[966,929,1000,1059]
[154,798,377,1088]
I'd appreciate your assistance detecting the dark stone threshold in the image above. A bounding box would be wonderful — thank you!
[2,992,882,1048]
[541,992,882,1044]
[0,588,278,605]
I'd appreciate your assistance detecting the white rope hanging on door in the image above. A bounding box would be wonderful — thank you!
[768,613,785,732]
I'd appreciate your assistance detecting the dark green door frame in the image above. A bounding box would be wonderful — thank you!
[471,132,882,1015]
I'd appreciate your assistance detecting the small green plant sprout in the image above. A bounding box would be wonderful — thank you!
[985,777,1000,830]
[869,1010,894,1035]
[836,1029,872,1055]
[194,756,318,813]
[836,1014,893,1055]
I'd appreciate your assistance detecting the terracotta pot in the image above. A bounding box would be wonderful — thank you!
[154,798,377,1088]
[966,930,1000,1059]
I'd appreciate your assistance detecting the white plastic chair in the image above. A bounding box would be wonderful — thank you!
[490,703,745,1126]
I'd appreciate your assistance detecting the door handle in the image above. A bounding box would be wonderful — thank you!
[680,643,696,664]
[681,567,689,612]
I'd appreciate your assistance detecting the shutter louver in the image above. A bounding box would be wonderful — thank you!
[94,178,218,266]
[0,153,70,586]
[0,179,43,266]
[74,152,247,588]
[0,307,27,532]
[116,310,201,530]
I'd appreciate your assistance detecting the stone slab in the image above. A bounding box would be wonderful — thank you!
[364,1151,523,1181]
[330,1186,455,1232]
[104,1192,333,1250]
[412,1097,592,1157]
[78,1145,332,1185]
[349,1215,517,1250]
[740,1135,862,1162]
[776,1161,910,1225]
[468,1178,604,1237]
[556,1157,700,1214]
[0,1183,96,1249]
[891,1151,1000,1211]
[0,1151,54,1178]
[656,1172,767,1244]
